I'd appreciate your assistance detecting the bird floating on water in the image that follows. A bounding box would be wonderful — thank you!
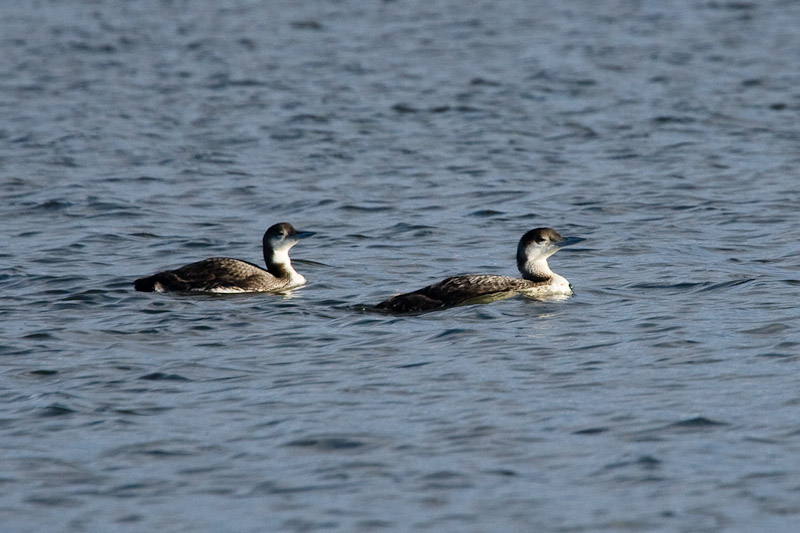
[134,222,315,293]
[374,227,581,313]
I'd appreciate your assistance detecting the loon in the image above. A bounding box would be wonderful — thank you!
[374,227,581,313]
[133,222,315,293]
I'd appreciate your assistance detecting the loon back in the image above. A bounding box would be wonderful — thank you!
[133,258,288,293]
[374,274,537,313]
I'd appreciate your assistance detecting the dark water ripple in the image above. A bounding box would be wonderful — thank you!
[3,0,800,531]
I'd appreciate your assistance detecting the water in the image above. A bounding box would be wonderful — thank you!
[2,0,800,531]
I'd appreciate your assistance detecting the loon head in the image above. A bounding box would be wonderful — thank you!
[516,227,581,277]
[263,222,315,265]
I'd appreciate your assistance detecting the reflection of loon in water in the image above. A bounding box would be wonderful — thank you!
[375,227,581,313]
[134,222,315,293]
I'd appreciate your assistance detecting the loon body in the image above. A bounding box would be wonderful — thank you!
[134,222,314,293]
[375,227,580,313]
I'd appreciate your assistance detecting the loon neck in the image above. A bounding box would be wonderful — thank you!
[264,247,299,280]
[518,257,554,283]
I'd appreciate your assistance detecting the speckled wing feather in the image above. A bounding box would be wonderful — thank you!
[135,258,279,292]
[413,275,534,302]
[375,274,536,313]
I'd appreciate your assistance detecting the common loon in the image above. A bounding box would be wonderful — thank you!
[374,227,581,313]
[133,222,315,293]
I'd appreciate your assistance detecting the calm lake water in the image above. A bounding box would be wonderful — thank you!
[3,1,800,531]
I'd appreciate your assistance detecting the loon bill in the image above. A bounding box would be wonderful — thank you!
[133,222,315,293]
[374,227,581,313]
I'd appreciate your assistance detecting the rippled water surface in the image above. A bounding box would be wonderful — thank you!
[3,1,800,531]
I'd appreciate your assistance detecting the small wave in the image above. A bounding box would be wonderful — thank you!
[40,404,77,417]
[139,372,191,382]
[668,416,728,429]
[284,436,369,452]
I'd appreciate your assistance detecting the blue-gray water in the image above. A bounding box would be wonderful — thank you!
[3,1,800,531]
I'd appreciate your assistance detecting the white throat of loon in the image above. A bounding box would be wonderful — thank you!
[517,245,558,282]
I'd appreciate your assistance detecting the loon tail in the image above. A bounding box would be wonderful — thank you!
[134,273,171,292]
[374,293,446,314]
